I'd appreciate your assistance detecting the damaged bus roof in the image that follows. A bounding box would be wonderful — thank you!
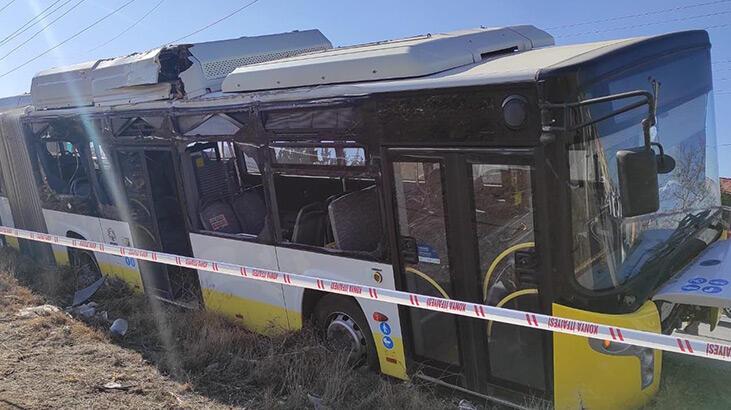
[25,26,650,117]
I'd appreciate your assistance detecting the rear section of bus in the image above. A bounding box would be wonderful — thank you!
[539,31,723,409]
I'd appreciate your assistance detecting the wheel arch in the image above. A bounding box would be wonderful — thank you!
[301,288,327,321]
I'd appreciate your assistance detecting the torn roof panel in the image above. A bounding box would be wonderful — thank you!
[29,29,332,110]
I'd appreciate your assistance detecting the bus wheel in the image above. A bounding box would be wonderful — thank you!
[314,294,379,370]
[70,250,102,291]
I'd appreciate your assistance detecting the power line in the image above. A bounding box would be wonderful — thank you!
[168,0,261,44]
[0,0,72,47]
[0,0,18,15]
[0,0,63,45]
[88,0,165,53]
[0,0,87,63]
[547,0,731,30]
[557,9,731,38]
[0,0,137,79]
[704,21,731,30]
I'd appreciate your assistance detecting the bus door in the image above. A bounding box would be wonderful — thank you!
[116,147,198,303]
[387,148,549,398]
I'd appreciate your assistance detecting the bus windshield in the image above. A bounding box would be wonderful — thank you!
[569,50,722,291]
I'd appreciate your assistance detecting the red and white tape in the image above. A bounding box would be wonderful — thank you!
[2,225,730,362]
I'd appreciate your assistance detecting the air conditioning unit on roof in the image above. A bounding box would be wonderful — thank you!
[29,29,332,109]
[222,25,554,93]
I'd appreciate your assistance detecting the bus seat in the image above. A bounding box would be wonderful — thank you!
[324,193,347,244]
[37,145,68,193]
[194,157,232,202]
[232,189,266,235]
[329,186,380,252]
[200,200,242,234]
[292,202,327,246]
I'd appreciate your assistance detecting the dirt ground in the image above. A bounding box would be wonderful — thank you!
[0,268,224,409]
[0,249,458,409]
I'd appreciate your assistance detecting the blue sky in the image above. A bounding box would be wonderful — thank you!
[0,0,729,174]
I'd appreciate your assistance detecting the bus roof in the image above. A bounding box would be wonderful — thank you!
[24,28,654,118]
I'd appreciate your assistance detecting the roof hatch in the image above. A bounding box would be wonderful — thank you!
[222,25,554,93]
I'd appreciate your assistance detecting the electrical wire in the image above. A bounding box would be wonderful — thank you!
[0,0,136,79]
[0,0,87,63]
[0,0,17,15]
[167,0,261,44]
[547,0,731,30]
[557,9,731,38]
[0,0,67,46]
[88,0,165,53]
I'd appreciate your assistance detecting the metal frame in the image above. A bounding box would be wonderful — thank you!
[382,146,553,400]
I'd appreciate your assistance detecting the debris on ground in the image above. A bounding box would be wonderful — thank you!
[72,276,105,306]
[75,302,97,319]
[0,248,458,409]
[109,318,128,337]
[101,381,133,391]
[16,304,60,318]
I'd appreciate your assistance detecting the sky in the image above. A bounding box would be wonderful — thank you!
[0,0,729,174]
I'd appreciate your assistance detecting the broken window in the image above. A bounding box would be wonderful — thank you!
[187,140,267,238]
[271,144,383,259]
[270,142,366,167]
[32,134,96,215]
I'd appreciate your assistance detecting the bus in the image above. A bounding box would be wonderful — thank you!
[0,26,726,409]
[0,93,32,249]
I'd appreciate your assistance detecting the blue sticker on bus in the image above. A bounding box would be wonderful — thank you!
[417,244,441,264]
[709,279,729,287]
[688,277,707,285]
[382,336,394,350]
[124,257,136,267]
[681,284,701,292]
[379,322,391,336]
[702,286,723,294]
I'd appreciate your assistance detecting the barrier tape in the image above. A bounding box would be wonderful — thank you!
[2,225,731,362]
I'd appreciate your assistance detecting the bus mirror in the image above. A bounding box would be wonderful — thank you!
[651,142,676,175]
[617,147,660,217]
[400,236,419,265]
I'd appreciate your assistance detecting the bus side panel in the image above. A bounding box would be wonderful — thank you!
[189,232,289,335]
[0,195,18,249]
[553,302,662,410]
[43,209,102,266]
[42,209,143,291]
[97,217,144,292]
[275,247,408,380]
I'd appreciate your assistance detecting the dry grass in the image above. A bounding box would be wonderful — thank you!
[0,248,464,409]
[644,352,731,410]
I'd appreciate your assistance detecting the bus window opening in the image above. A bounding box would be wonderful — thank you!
[271,143,382,256]
[187,141,267,238]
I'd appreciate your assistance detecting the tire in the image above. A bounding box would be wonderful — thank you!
[314,294,380,371]
[70,250,103,291]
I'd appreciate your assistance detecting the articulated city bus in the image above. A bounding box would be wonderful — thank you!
[0,26,726,409]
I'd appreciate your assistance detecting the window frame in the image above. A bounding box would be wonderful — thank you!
[31,125,102,215]
[268,140,369,171]
[268,155,389,263]
[182,138,273,245]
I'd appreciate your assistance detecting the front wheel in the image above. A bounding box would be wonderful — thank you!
[314,294,379,371]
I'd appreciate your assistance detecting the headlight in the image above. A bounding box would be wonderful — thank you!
[639,347,655,389]
[589,339,656,390]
